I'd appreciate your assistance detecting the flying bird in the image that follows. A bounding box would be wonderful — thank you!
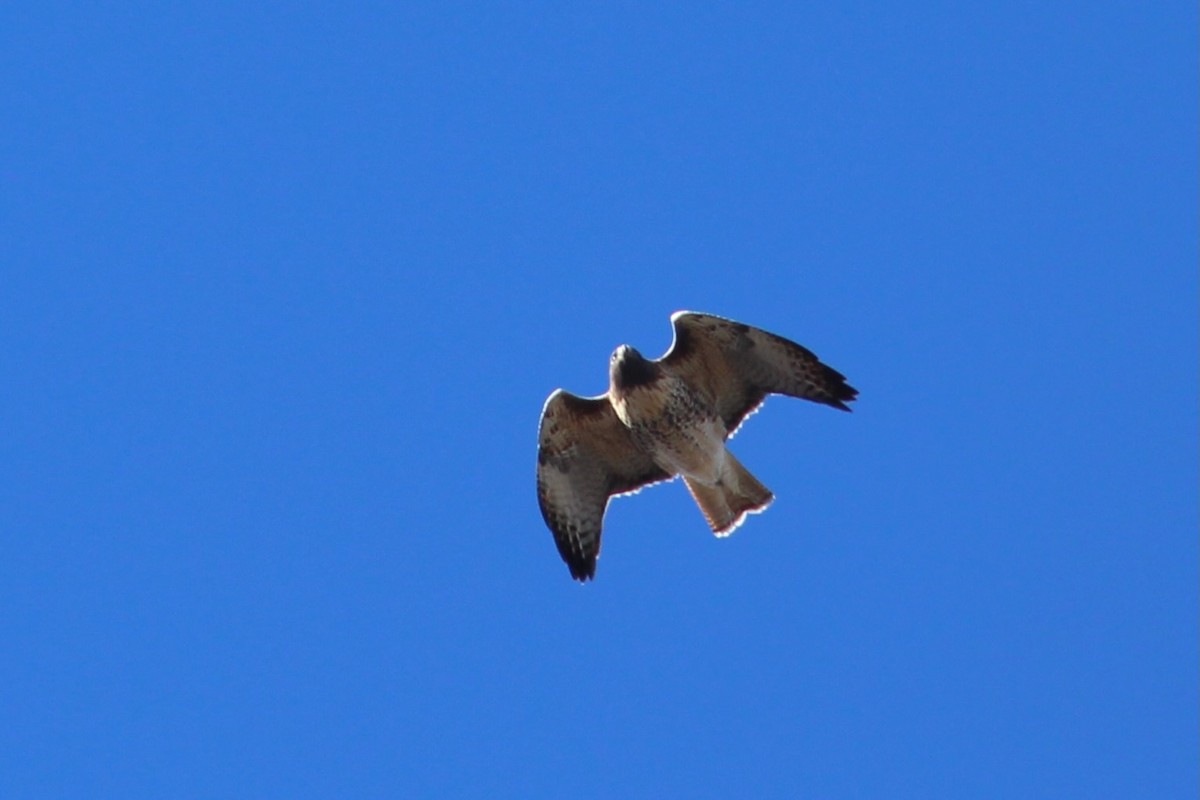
[536,311,857,581]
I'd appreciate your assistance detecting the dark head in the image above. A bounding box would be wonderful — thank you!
[609,345,660,391]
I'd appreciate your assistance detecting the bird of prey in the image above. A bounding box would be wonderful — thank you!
[536,311,857,581]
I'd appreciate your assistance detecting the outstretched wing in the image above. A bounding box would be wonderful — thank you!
[536,389,671,581]
[661,311,858,436]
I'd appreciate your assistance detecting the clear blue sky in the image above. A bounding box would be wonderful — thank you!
[2,3,1195,797]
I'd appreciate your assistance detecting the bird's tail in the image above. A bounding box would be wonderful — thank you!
[683,449,774,536]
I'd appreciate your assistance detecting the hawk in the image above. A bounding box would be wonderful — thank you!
[536,311,857,581]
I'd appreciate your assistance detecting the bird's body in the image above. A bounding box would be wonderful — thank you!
[536,311,856,581]
[612,365,720,482]
[609,352,771,533]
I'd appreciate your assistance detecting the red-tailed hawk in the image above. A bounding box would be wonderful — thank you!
[536,311,857,581]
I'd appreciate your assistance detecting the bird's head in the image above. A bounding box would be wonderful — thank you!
[609,345,658,391]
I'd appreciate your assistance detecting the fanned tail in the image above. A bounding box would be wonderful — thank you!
[683,449,774,536]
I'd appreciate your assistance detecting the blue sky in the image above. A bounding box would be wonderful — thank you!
[2,3,1195,797]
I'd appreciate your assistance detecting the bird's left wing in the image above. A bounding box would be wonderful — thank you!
[662,311,858,436]
[537,389,670,581]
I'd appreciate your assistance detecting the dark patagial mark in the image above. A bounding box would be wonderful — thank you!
[669,323,695,360]
[558,392,604,417]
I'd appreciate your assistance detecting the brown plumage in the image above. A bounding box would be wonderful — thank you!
[536,311,857,581]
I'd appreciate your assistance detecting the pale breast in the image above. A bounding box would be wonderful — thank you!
[616,376,727,480]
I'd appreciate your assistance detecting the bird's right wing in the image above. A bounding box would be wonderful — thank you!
[536,389,670,581]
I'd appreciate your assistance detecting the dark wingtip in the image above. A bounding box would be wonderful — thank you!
[568,560,596,582]
[822,365,858,411]
[834,385,859,411]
